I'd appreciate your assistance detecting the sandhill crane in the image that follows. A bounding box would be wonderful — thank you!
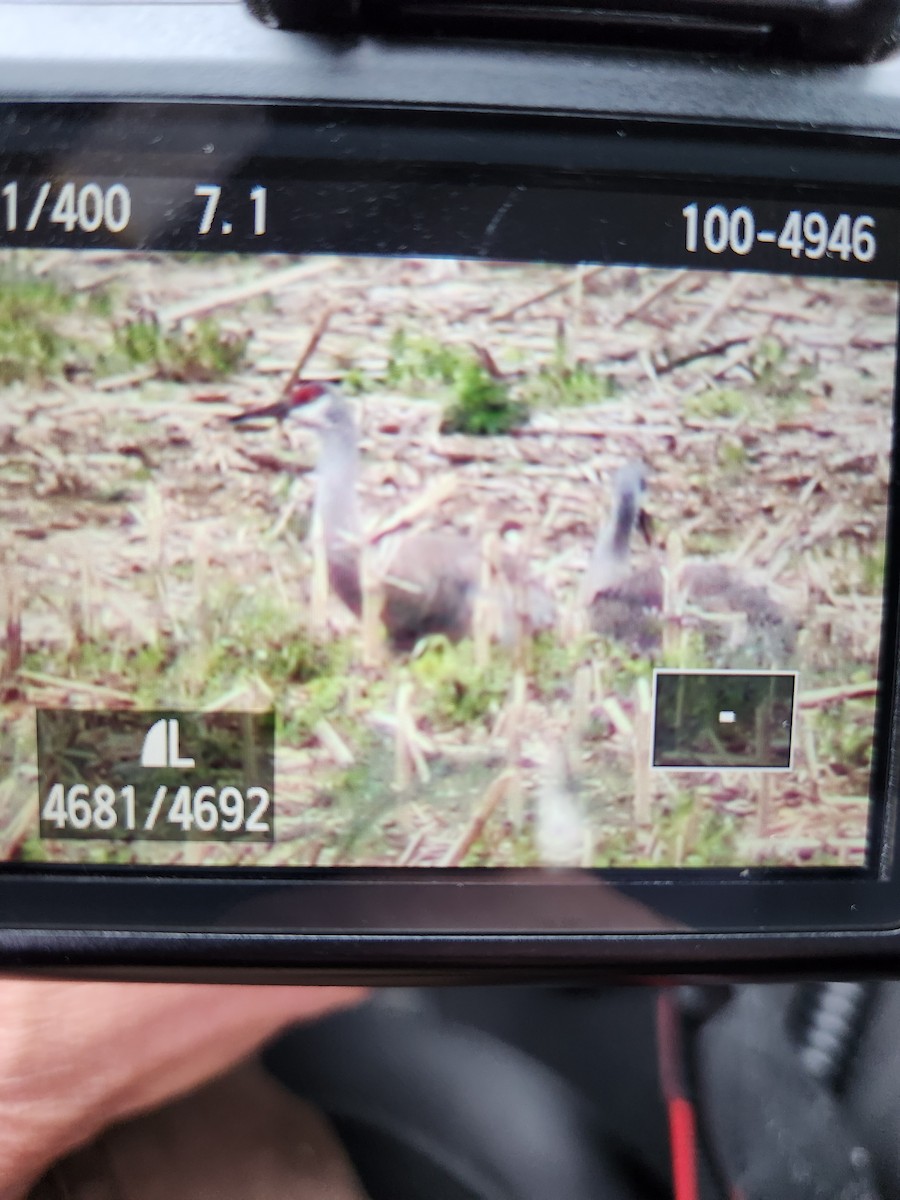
[585,462,796,667]
[250,382,552,652]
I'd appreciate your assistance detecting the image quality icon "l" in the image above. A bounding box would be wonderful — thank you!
[140,718,196,770]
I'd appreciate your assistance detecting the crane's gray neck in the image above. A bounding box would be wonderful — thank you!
[609,490,638,560]
[312,407,364,616]
[584,475,642,599]
[314,417,362,549]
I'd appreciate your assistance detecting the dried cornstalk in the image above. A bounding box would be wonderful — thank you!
[496,669,528,764]
[393,682,430,791]
[509,525,541,671]
[360,542,386,668]
[398,830,427,866]
[405,724,431,786]
[95,367,157,392]
[755,773,774,841]
[559,583,589,642]
[673,831,685,869]
[639,348,664,398]
[800,681,878,708]
[798,711,822,805]
[736,300,825,324]
[489,264,605,323]
[614,269,687,329]
[602,695,634,739]
[571,665,593,738]
[1,566,22,681]
[17,671,134,703]
[203,676,273,713]
[659,336,750,377]
[689,274,747,343]
[633,677,653,827]
[367,475,457,545]
[158,259,337,326]
[308,508,330,634]
[440,769,516,867]
[535,745,585,867]
[193,528,212,649]
[661,531,685,663]
[473,530,500,670]
[269,479,305,542]
[280,305,337,397]
[315,718,355,768]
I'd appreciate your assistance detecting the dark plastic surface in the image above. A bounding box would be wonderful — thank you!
[251,0,900,63]
[5,3,900,136]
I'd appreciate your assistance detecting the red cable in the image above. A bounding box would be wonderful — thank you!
[656,992,700,1200]
[667,1094,700,1200]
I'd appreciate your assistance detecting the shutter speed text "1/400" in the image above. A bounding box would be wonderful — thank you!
[1,181,132,234]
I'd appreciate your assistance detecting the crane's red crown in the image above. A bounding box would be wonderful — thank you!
[285,380,333,411]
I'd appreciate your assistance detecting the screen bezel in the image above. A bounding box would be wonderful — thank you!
[0,99,898,943]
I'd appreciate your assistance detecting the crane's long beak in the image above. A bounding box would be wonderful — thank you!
[637,506,654,546]
[228,381,331,426]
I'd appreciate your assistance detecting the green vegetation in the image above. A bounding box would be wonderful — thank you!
[342,366,373,395]
[410,637,511,727]
[280,669,366,744]
[439,358,528,436]
[0,268,79,385]
[812,701,874,779]
[684,338,815,425]
[716,437,750,476]
[385,330,476,393]
[530,634,586,697]
[100,317,247,382]
[209,597,337,686]
[750,336,815,410]
[24,587,348,718]
[647,790,737,868]
[522,333,618,409]
[681,529,732,558]
[375,328,615,430]
[382,330,529,435]
[524,359,617,408]
[684,387,749,422]
[0,263,246,389]
[861,547,886,594]
[824,539,887,599]
[325,744,402,861]
[17,836,51,863]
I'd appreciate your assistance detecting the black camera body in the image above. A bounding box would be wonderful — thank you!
[2,1,900,980]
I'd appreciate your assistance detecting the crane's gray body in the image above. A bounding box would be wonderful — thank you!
[587,465,796,665]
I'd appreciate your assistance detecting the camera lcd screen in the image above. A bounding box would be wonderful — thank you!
[1,243,894,874]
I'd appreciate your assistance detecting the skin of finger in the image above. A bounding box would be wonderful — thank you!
[0,980,367,1200]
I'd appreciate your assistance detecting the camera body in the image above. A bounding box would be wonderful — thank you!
[2,2,900,979]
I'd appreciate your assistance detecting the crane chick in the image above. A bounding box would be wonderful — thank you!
[584,462,796,668]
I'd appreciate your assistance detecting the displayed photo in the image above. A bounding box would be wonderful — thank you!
[0,249,895,869]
